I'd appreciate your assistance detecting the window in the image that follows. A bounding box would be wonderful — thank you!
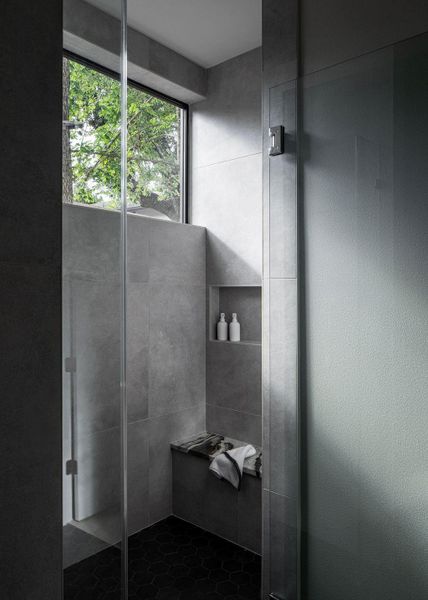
[62,55,187,222]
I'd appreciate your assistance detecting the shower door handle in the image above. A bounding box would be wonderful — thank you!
[269,125,284,156]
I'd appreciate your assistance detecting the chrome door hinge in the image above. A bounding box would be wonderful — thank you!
[64,356,76,373]
[66,459,78,475]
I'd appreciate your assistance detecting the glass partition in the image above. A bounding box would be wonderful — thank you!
[300,32,428,600]
[62,0,127,597]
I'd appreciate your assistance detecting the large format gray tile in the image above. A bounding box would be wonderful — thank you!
[75,419,149,528]
[192,154,262,285]
[266,278,298,497]
[237,473,262,554]
[263,0,299,87]
[127,283,149,423]
[207,342,261,415]
[263,491,298,600]
[172,451,238,542]
[148,284,205,418]
[64,206,151,284]
[72,279,121,436]
[63,204,121,282]
[148,404,205,524]
[127,213,150,283]
[127,419,149,535]
[64,206,152,285]
[192,48,262,168]
[207,404,261,447]
[75,426,121,521]
[302,0,428,75]
[148,219,206,285]
[268,81,297,279]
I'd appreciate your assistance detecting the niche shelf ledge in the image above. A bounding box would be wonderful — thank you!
[208,339,261,347]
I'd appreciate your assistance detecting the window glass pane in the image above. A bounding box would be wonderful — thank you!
[127,87,183,222]
[63,57,184,222]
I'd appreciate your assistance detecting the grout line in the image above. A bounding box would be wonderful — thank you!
[268,276,298,280]
[206,402,261,418]
[195,151,262,170]
[148,402,206,422]
[262,488,295,500]
[86,403,206,435]
[302,30,428,79]
[171,514,262,557]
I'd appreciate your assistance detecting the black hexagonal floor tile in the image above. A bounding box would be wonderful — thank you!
[64,516,261,599]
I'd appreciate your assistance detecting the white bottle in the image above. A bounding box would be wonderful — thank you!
[217,313,228,341]
[229,313,241,342]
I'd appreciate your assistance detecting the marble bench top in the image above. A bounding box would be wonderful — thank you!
[171,432,262,478]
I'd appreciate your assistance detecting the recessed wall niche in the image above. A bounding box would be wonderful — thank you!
[208,285,262,344]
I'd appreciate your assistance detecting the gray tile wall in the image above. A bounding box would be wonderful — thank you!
[191,48,263,447]
[301,0,428,75]
[262,2,299,599]
[0,2,63,598]
[172,451,262,554]
[63,205,206,535]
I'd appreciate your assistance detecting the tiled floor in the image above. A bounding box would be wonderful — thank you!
[64,516,261,600]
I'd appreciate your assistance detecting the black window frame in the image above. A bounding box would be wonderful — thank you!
[63,50,189,223]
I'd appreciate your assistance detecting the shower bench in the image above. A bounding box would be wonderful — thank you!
[171,432,262,554]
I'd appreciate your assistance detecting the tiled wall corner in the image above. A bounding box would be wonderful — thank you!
[191,47,263,448]
[262,1,300,598]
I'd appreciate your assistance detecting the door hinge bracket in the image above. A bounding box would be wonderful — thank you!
[269,125,284,156]
[65,357,76,373]
[66,459,78,475]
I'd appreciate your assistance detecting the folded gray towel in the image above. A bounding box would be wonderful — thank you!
[209,444,256,489]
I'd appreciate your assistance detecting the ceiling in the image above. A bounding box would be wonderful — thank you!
[86,0,262,68]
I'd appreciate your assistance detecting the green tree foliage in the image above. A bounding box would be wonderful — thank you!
[65,58,181,220]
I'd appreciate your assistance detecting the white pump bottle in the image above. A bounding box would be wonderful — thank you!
[229,313,241,342]
[217,313,228,341]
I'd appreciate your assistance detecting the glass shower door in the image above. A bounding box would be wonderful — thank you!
[300,32,428,600]
[62,0,127,597]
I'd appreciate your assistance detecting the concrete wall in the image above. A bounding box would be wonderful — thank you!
[63,205,206,536]
[191,48,263,447]
[301,31,428,600]
[64,0,207,103]
[0,2,63,598]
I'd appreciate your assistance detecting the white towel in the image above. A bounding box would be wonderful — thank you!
[209,444,256,489]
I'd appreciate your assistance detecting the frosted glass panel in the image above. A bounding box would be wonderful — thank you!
[301,33,428,600]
